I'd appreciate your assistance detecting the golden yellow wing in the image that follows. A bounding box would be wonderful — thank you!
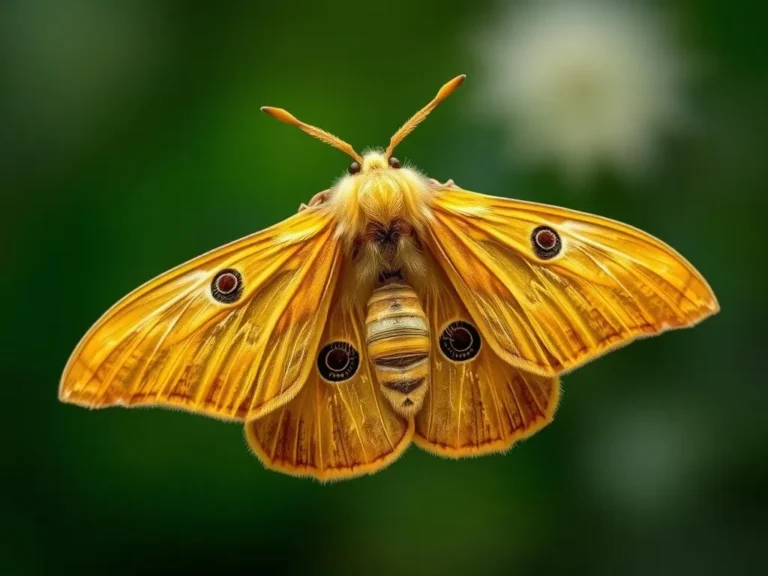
[426,187,719,377]
[60,207,341,421]
[246,282,414,481]
[415,268,560,457]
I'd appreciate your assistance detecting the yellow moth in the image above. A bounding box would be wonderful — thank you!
[60,75,719,481]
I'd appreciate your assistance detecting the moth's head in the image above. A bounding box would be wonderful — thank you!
[336,149,426,228]
[261,75,465,242]
[359,151,392,172]
[260,74,465,180]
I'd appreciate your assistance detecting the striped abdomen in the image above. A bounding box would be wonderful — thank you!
[365,281,430,417]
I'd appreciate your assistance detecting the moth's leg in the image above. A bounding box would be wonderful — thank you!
[299,189,331,213]
[309,190,330,206]
[428,178,456,188]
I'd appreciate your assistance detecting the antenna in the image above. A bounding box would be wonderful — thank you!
[261,106,363,164]
[385,74,466,158]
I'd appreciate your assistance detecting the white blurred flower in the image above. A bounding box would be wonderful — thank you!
[474,0,691,180]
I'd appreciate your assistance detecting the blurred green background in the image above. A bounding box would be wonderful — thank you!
[3,1,766,574]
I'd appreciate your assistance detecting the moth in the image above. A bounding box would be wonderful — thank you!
[60,75,719,481]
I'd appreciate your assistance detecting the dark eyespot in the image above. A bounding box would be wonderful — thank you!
[348,161,361,175]
[531,226,562,260]
[211,269,243,303]
[317,341,360,382]
[388,156,401,169]
[439,321,481,362]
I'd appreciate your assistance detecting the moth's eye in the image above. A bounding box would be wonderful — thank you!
[531,226,562,260]
[388,156,401,169]
[439,321,481,362]
[211,269,243,303]
[348,161,361,175]
[317,341,360,382]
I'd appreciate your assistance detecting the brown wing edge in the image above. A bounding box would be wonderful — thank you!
[244,418,416,483]
[413,377,562,459]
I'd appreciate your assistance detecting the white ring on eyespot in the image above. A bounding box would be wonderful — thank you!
[535,228,558,251]
[451,327,473,352]
[325,348,350,373]
[216,273,239,294]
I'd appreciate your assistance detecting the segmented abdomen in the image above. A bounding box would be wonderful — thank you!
[365,281,429,417]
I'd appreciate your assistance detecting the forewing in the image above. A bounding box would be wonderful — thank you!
[60,207,341,421]
[426,187,719,376]
[246,287,414,480]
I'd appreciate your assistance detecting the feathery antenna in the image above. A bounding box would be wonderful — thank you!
[385,75,466,158]
[261,106,363,164]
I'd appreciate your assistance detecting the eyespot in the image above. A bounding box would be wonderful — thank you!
[388,156,401,169]
[348,161,361,175]
[317,341,360,382]
[531,226,562,260]
[439,321,481,362]
[211,269,243,304]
